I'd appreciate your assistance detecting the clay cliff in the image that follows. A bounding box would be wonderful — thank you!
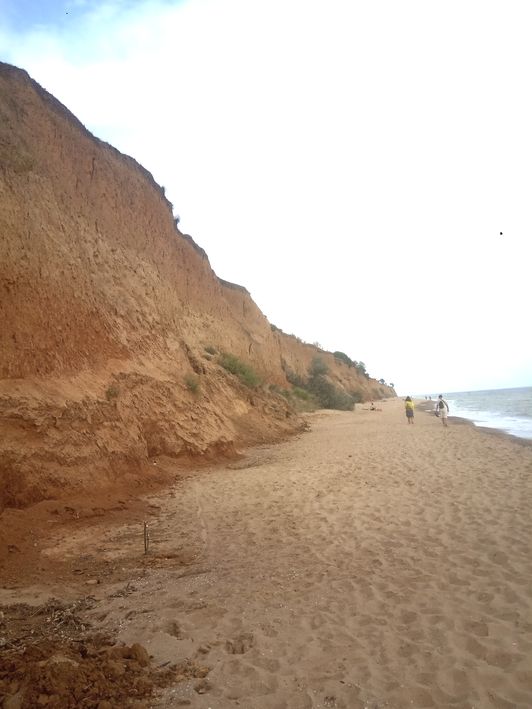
[0,62,394,510]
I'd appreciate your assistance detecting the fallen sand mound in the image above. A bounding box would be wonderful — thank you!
[0,598,209,708]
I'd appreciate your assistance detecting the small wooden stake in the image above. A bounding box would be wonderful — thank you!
[143,521,150,554]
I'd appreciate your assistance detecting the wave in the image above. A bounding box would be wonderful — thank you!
[445,387,532,440]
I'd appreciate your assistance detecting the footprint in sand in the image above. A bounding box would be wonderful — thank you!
[225,632,254,654]
[400,610,418,624]
[463,619,489,637]
[259,622,279,638]
[488,550,509,566]
[486,649,524,669]
[166,620,182,638]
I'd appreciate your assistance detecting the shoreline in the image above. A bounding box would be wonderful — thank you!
[416,400,532,448]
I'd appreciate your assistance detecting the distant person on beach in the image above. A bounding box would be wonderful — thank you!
[405,396,414,424]
[370,402,376,410]
[437,395,449,426]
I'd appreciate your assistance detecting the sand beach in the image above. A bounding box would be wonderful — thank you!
[2,398,532,708]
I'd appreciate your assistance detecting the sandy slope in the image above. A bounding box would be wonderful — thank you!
[3,398,532,708]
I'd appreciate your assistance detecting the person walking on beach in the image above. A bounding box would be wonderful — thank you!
[437,395,450,426]
[405,396,415,424]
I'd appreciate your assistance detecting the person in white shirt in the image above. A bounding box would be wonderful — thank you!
[436,395,449,426]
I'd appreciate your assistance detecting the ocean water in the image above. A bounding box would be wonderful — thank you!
[430,387,532,440]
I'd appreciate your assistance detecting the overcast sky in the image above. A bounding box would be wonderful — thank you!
[1,0,531,395]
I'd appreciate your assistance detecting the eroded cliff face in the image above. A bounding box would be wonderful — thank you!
[0,62,393,509]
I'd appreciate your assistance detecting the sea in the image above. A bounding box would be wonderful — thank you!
[426,387,532,440]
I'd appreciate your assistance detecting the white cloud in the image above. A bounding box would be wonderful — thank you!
[2,0,531,392]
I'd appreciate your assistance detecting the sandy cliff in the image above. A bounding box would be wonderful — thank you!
[0,62,393,510]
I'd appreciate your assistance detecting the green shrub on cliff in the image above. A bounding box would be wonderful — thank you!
[285,368,306,389]
[307,374,355,411]
[185,374,200,394]
[219,353,261,388]
[105,384,119,401]
[284,357,355,410]
[309,356,328,377]
[291,388,319,412]
[268,383,290,398]
[292,386,311,400]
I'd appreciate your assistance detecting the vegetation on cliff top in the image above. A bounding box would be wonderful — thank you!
[271,324,393,387]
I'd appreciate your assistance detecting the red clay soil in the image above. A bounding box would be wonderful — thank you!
[0,463,211,709]
[0,467,176,589]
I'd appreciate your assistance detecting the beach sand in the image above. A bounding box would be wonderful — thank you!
[3,398,532,708]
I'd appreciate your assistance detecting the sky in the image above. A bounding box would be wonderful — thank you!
[1,0,531,395]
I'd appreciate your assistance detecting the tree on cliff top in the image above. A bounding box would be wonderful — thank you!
[333,351,353,367]
[356,362,368,377]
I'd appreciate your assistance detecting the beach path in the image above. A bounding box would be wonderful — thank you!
[18,399,532,708]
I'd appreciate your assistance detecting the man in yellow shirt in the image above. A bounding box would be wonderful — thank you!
[405,396,414,424]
